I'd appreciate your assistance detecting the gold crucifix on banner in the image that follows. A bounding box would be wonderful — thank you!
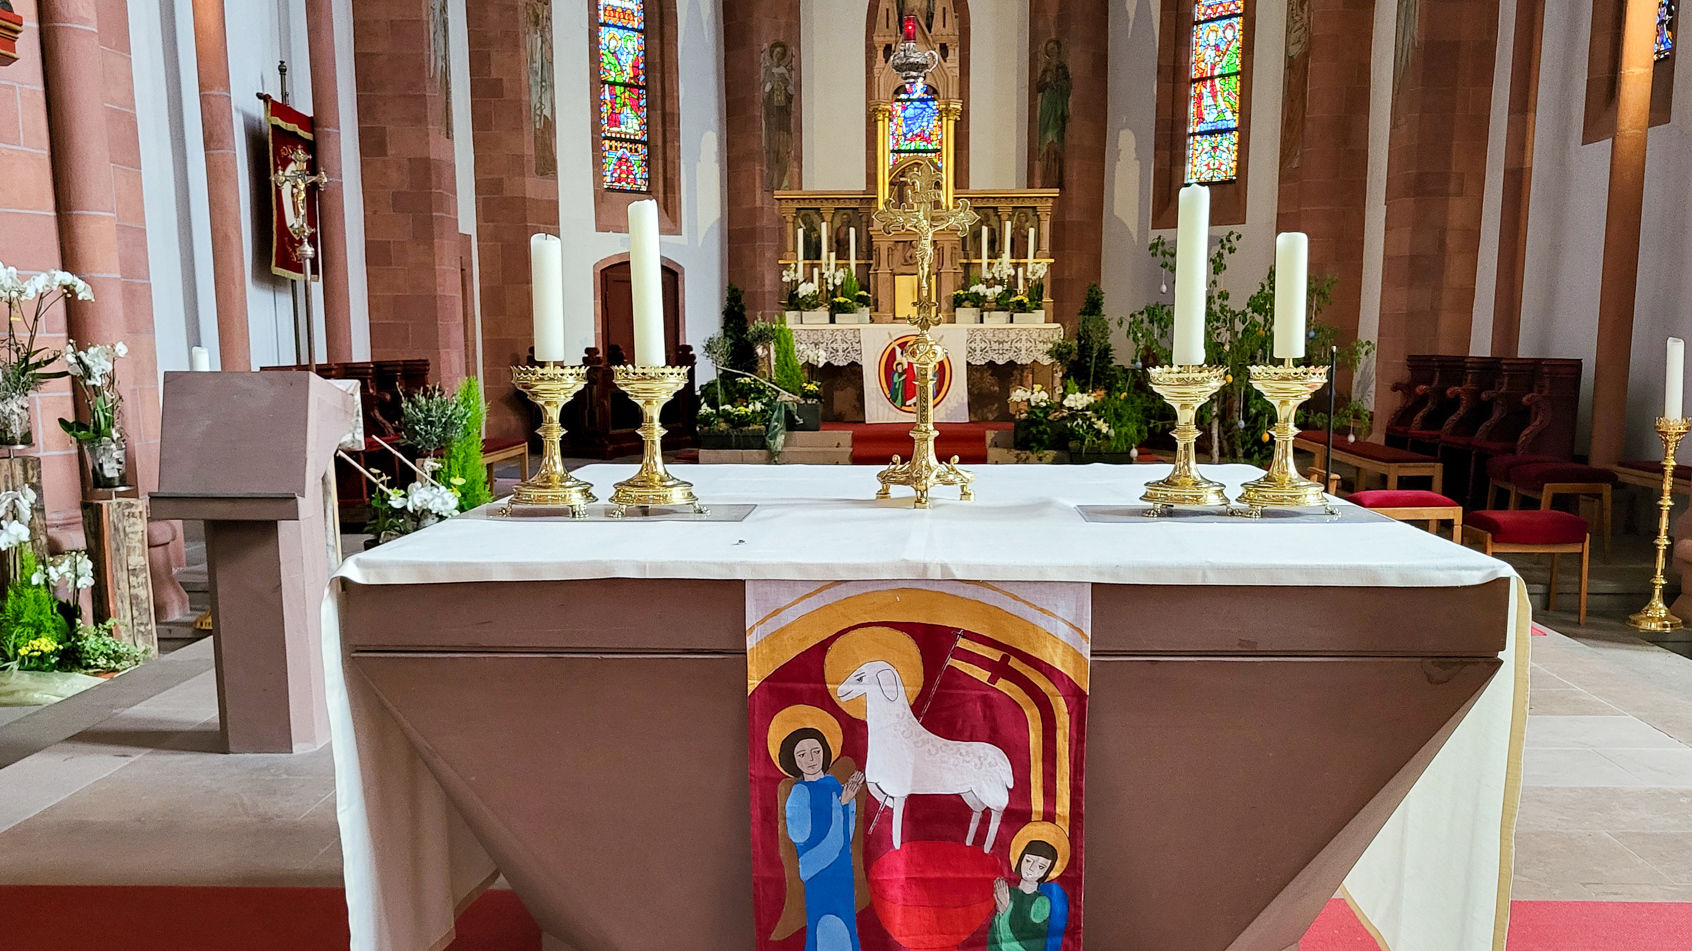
[870,163,980,507]
[272,157,328,371]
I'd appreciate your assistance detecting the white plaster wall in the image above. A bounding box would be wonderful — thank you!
[966,0,1028,188]
[1107,0,1284,349]
[128,0,218,379]
[1469,0,1518,356]
[332,0,373,360]
[447,0,482,383]
[553,0,727,368]
[800,0,867,190]
[1514,1,1692,459]
[1354,0,1396,380]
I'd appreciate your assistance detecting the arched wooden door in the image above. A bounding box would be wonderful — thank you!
[598,261,682,364]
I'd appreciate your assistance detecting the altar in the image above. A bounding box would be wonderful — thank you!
[325,463,1526,951]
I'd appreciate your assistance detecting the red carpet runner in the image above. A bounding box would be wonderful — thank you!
[823,421,1010,465]
[1,888,1689,949]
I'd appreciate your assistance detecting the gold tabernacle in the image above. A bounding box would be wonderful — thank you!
[608,364,706,516]
[501,364,595,517]
[869,163,980,508]
[1141,364,1229,515]
[1235,361,1335,516]
[1629,416,1688,633]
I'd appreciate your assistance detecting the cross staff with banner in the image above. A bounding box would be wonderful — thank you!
[260,89,328,371]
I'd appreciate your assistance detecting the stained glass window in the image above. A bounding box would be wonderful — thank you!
[598,0,649,191]
[1186,1,1244,183]
[889,82,943,169]
[1657,0,1676,61]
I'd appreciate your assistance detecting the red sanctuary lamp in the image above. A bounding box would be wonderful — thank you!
[903,14,917,40]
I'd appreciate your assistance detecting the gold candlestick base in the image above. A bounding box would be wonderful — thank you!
[1629,416,1688,633]
[1141,365,1229,516]
[608,365,706,517]
[1235,362,1336,517]
[500,364,595,518]
[875,328,974,508]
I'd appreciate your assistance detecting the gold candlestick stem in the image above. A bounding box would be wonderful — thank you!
[1629,416,1688,633]
[609,365,705,517]
[1235,362,1334,516]
[501,364,595,517]
[874,328,974,508]
[1141,365,1229,516]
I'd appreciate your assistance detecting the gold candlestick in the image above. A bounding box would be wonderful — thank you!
[1141,364,1229,516]
[1235,360,1335,516]
[870,162,980,508]
[500,364,594,517]
[608,364,706,517]
[1629,416,1688,633]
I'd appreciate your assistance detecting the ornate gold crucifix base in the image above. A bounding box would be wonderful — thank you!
[871,163,980,508]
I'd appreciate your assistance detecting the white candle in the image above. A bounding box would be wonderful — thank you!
[795,225,804,271]
[849,228,857,274]
[529,233,566,362]
[980,226,988,273]
[1669,337,1685,419]
[1273,232,1309,360]
[1002,221,1011,261]
[812,267,819,289]
[1026,226,1036,269]
[190,346,211,371]
[1173,184,1210,366]
[627,200,666,367]
[1017,266,1025,294]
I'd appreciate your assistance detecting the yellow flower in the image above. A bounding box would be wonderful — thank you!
[19,636,58,657]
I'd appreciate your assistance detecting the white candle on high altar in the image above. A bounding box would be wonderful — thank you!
[529,233,566,362]
[979,226,988,273]
[1017,266,1025,294]
[190,346,211,371]
[628,200,666,367]
[1669,337,1686,419]
[1273,232,1309,361]
[795,225,805,277]
[1173,184,1210,366]
[1026,226,1035,269]
[849,228,857,274]
[1002,221,1011,262]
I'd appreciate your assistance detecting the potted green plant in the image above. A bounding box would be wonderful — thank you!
[797,279,827,324]
[780,263,803,325]
[0,265,81,448]
[1003,384,1067,463]
[59,340,130,490]
[400,385,472,476]
[1026,260,1049,323]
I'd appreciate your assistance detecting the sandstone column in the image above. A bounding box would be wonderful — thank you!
[190,0,251,370]
[1488,0,1545,359]
[723,0,801,316]
[1588,0,1659,467]
[306,0,356,363]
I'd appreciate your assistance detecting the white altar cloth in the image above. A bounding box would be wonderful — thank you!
[325,463,1526,951]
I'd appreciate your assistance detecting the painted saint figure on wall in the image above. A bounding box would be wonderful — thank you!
[776,715,866,951]
[990,836,1069,951]
[762,42,796,191]
[1035,38,1071,188]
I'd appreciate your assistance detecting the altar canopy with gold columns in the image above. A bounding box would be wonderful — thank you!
[324,464,1527,951]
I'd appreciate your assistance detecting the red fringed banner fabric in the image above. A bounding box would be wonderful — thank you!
[261,95,319,281]
[747,581,1089,951]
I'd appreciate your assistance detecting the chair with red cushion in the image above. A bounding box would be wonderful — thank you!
[1506,461,1616,555]
[1463,509,1589,623]
[1484,453,1560,508]
[1348,489,1463,541]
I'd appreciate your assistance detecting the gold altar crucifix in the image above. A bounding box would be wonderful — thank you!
[870,163,980,507]
[272,156,329,371]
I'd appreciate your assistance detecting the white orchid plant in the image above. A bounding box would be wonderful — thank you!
[59,340,127,446]
[0,483,35,584]
[0,264,85,438]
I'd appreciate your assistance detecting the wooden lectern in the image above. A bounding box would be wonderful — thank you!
[152,372,357,753]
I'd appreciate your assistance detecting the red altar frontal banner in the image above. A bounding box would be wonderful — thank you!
[262,95,319,281]
[747,581,1090,951]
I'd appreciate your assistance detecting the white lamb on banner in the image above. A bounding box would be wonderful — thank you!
[837,659,1015,852]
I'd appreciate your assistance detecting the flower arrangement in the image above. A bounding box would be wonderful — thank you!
[0,543,143,675]
[1009,380,1148,456]
[0,265,82,446]
[793,280,822,311]
[1008,294,1033,314]
[59,340,129,489]
[829,295,857,315]
[365,470,463,542]
[952,287,984,309]
[1026,260,1049,306]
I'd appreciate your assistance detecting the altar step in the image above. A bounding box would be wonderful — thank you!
[698,430,853,465]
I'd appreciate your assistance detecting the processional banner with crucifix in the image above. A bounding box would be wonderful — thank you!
[747,580,1089,951]
[261,95,320,281]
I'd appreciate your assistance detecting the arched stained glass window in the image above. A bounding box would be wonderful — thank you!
[889,81,943,169]
[1186,0,1245,183]
[599,0,649,191]
[1657,0,1676,60]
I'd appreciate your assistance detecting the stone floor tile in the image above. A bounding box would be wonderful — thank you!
[1598,748,1692,787]
[1514,786,1692,834]
[1511,830,1674,889]
[1607,830,1692,884]
[1526,714,1684,750]
[1522,748,1647,788]
[1527,689,1622,716]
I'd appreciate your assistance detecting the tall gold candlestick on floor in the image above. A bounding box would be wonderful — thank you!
[501,364,594,517]
[1141,365,1228,516]
[1629,417,1688,633]
[1235,361,1334,517]
[608,365,706,517]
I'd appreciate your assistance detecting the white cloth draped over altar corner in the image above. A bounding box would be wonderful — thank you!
[791,322,1064,367]
[324,463,1527,951]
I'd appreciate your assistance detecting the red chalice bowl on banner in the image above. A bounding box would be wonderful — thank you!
[867,841,1000,950]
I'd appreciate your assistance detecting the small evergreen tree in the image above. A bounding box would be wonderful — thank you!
[440,378,493,511]
[771,324,808,397]
[720,285,759,376]
[1055,283,1124,392]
